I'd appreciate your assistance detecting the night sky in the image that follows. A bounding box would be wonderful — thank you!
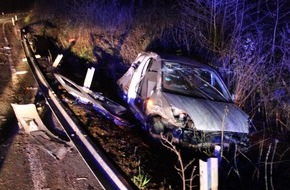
[0,0,34,13]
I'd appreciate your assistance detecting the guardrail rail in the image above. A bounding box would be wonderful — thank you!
[21,28,137,190]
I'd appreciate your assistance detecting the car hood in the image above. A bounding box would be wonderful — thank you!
[163,92,249,133]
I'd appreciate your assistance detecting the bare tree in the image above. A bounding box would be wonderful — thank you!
[177,0,250,54]
[160,134,197,190]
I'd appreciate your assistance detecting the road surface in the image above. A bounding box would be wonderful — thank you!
[0,15,103,190]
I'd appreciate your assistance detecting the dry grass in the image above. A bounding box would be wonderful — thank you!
[31,0,178,62]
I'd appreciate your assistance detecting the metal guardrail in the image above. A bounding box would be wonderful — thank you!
[1,12,27,18]
[21,29,137,190]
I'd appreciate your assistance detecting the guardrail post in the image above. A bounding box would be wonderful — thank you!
[83,67,95,89]
[52,54,63,67]
[199,158,218,190]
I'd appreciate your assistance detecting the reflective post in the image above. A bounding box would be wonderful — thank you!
[199,158,218,190]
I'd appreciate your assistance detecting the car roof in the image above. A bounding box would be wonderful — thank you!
[142,51,213,69]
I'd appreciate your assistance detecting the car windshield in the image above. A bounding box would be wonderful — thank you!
[162,61,232,102]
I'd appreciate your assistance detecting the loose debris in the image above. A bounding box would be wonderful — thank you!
[11,103,72,160]
[54,73,128,126]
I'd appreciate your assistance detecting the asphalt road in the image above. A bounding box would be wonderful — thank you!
[0,16,103,190]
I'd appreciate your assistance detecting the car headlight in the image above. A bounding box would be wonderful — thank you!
[172,107,183,116]
[171,107,195,129]
[172,107,187,120]
[172,107,188,124]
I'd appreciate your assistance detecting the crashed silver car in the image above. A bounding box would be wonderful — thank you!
[117,52,250,148]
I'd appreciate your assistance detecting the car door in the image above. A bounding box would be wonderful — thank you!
[133,58,158,121]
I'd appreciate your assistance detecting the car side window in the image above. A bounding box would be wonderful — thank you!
[140,59,151,78]
[137,59,158,98]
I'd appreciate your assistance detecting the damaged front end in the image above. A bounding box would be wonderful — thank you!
[145,101,249,149]
[147,114,249,149]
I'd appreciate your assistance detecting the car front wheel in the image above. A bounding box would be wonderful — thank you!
[147,116,165,135]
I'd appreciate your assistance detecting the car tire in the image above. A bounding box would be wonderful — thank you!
[147,116,165,135]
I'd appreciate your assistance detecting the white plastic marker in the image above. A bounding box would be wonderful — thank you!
[83,67,95,90]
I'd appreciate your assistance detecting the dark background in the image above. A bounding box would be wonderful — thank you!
[0,0,34,13]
